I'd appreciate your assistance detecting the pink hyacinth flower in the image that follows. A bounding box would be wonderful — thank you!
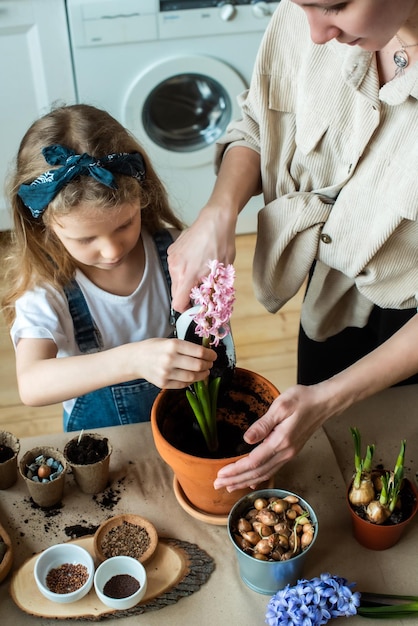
[190,260,235,347]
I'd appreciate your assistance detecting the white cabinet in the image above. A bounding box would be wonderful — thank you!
[0,0,76,230]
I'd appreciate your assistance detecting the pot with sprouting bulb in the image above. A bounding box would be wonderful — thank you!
[347,429,418,550]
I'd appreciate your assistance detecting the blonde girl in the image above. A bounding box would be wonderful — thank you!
[2,104,215,431]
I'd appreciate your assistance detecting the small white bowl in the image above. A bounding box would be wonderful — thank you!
[94,555,147,610]
[34,543,94,604]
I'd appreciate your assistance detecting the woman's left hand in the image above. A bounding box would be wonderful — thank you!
[214,315,418,492]
[213,382,336,492]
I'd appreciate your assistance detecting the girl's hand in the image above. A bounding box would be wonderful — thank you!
[15,336,216,406]
[213,382,335,492]
[132,338,217,389]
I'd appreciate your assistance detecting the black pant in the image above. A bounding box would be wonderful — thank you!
[297,305,418,386]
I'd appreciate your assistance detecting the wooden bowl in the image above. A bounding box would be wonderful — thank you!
[94,514,158,566]
[0,520,13,583]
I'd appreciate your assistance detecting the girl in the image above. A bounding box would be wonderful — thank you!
[2,104,215,431]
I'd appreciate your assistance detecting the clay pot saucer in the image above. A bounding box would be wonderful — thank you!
[94,514,158,565]
[0,519,13,583]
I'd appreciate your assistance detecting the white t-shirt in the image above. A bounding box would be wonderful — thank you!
[11,229,176,414]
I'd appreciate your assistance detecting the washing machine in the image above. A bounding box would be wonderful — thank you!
[66,0,279,232]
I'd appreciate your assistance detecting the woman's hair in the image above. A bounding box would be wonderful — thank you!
[1,103,184,326]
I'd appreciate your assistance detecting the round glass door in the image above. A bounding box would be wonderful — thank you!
[122,55,246,168]
[142,73,231,153]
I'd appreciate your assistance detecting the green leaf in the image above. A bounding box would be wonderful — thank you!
[393,439,406,483]
[350,427,363,488]
[363,444,375,473]
[209,377,221,446]
[359,593,418,618]
[186,388,211,448]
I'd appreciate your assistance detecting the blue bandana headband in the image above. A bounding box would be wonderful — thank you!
[17,144,146,218]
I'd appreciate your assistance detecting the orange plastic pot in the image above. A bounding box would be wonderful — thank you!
[151,368,279,516]
[347,478,418,550]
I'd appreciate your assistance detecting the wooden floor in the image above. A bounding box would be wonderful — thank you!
[0,234,304,439]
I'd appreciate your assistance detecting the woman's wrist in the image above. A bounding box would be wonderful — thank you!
[316,374,360,421]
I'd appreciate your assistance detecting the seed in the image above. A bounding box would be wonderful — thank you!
[38,464,51,479]
[101,521,150,560]
[46,562,89,594]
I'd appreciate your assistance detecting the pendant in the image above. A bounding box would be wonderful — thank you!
[393,49,408,76]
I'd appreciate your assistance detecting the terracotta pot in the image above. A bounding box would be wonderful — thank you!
[151,368,279,516]
[347,478,418,550]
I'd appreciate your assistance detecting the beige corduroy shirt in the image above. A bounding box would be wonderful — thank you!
[216,0,418,341]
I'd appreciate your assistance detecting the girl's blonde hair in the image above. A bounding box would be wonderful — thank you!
[2,104,184,326]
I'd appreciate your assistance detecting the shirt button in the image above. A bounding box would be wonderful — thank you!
[320,233,332,244]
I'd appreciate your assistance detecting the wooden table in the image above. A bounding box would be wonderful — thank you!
[1,384,417,625]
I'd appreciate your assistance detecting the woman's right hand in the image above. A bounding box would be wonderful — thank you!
[168,146,261,313]
[168,204,237,313]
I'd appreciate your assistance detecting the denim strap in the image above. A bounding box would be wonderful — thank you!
[152,228,177,329]
[63,281,104,353]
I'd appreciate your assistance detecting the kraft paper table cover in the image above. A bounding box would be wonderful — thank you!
[0,384,417,626]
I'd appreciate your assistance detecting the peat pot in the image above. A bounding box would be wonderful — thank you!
[19,446,67,507]
[151,368,279,517]
[64,433,112,494]
[0,431,20,489]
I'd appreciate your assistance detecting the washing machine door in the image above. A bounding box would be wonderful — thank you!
[122,55,246,169]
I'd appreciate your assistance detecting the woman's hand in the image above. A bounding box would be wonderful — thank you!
[213,314,418,492]
[213,382,336,492]
[168,146,262,313]
[168,205,237,313]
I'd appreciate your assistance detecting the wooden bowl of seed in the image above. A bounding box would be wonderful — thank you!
[0,520,13,584]
[94,514,158,566]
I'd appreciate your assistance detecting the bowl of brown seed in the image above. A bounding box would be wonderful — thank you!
[94,514,158,566]
[34,543,94,603]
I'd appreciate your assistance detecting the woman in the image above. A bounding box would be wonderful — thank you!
[167,0,418,491]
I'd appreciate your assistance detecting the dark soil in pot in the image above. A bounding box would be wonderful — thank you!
[65,435,109,465]
[0,446,14,463]
[158,369,275,459]
[169,418,254,459]
[350,479,416,525]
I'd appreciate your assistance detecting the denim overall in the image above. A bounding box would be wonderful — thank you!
[63,229,174,432]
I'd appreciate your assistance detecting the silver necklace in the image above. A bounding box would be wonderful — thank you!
[393,34,418,77]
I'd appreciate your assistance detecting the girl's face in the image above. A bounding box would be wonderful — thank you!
[291,0,417,50]
[50,203,142,271]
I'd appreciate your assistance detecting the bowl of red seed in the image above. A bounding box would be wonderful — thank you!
[94,514,158,565]
[34,543,94,603]
[94,555,147,610]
